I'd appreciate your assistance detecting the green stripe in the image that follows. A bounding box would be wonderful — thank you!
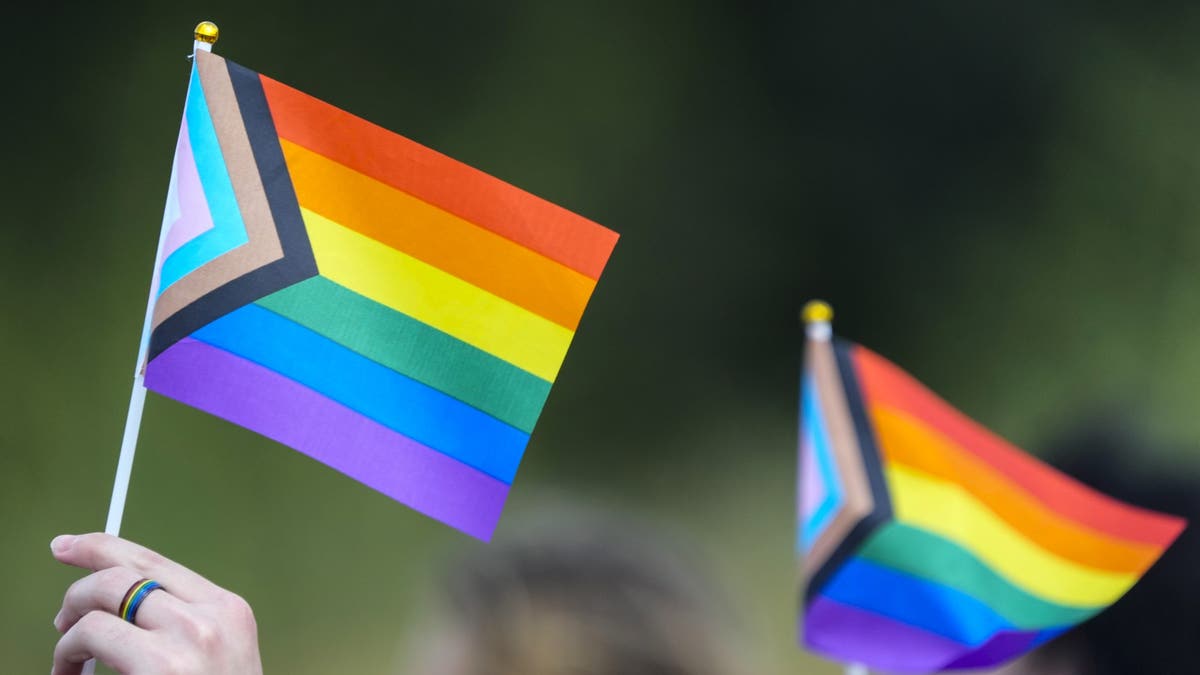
[858,523,1100,629]
[256,276,551,432]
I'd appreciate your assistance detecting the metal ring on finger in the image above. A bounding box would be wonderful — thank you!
[119,578,165,624]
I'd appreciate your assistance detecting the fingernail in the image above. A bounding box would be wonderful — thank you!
[52,610,63,631]
[50,535,74,554]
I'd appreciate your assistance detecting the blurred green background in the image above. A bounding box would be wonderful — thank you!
[5,2,1200,673]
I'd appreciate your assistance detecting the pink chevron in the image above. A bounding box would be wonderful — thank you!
[161,116,214,259]
[800,431,827,520]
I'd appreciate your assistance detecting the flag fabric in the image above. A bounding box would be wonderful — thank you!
[797,333,1186,672]
[142,50,618,541]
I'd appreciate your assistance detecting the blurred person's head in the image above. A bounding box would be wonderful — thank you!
[412,509,739,675]
[996,418,1198,675]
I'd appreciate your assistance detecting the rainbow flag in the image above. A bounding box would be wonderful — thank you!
[797,330,1185,672]
[142,50,618,540]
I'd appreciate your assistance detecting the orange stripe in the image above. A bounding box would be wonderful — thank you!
[281,140,596,330]
[260,75,619,280]
[872,405,1164,574]
[851,345,1186,548]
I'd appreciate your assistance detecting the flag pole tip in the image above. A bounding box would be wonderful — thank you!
[801,300,834,325]
[194,21,219,45]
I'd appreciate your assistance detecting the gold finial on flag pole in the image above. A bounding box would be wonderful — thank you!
[195,21,219,44]
[194,21,219,54]
[801,300,833,325]
[801,300,834,341]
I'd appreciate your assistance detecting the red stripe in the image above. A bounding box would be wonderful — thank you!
[258,76,618,280]
[851,345,1186,548]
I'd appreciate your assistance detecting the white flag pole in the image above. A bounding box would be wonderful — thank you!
[102,19,218,537]
[82,22,219,675]
[801,302,864,675]
[802,301,833,344]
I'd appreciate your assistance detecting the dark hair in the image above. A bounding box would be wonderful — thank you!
[442,511,736,675]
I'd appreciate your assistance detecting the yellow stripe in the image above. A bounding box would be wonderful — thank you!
[303,208,574,381]
[887,463,1138,608]
[121,580,154,619]
[281,140,597,330]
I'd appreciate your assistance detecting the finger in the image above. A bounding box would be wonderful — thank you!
[57,567,191,633]
[52,610,156,675]
[52,533,219,601]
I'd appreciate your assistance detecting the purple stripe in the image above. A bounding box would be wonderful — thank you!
[940,624,1065,667]
[804,596,970,672]
[144,338,508,540]
[939,629,1052,670]
[804,596,1049,672]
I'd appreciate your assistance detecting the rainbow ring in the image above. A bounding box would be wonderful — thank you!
[118,579,164,624]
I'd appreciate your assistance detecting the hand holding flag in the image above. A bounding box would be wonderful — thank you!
[50,533,263,675]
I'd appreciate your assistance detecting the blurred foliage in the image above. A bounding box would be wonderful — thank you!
[3,2,1200,673]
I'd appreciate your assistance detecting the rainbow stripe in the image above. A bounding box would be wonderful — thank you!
[119,579,163,623]
[797,337,1185,672]
[143,52,618,540]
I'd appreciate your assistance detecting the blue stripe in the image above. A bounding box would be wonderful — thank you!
[190,303,529,483]
[821,557,1017,646]
[800,373,843,549]
[123,581,162,622]
[158,65,250,293]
